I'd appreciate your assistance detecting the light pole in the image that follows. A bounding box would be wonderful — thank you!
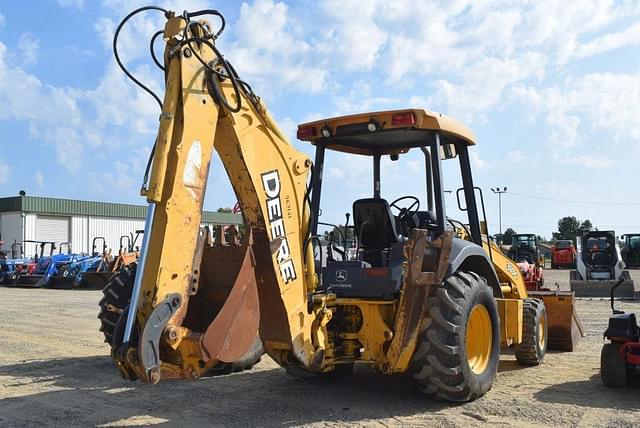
[491,186,508,245]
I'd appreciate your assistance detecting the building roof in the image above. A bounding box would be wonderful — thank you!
[0,196,242,225]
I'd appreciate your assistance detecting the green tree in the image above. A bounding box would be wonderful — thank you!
[579,219,593,234]
[552,216,594,242]
[502,227,517,245]
[217,207,232,213]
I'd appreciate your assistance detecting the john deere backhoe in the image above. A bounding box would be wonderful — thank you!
[100,6,582,402]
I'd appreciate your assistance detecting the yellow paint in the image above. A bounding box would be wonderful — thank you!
[466,304,492,374]
[496,298,523,345]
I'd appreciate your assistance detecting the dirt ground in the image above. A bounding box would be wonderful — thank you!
[1,270,639,427]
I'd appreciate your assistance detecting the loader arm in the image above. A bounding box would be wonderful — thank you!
[113,12,321,382]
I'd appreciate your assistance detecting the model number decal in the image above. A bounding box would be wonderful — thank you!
[261,170,297,283]
[505,262,519,278]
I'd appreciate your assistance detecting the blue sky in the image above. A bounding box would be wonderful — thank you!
[1,0,640,238]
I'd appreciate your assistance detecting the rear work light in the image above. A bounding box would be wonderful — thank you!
[391,112,416,126]
[296,126,317,140]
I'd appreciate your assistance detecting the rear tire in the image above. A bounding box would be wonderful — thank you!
[98,263,136,346]
[601,343,628,387]
[97,262,263,375]
[514,299,547,366]
[411,271,500,402]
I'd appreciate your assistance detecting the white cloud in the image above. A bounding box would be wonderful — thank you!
[513,71,640,170]
[318,0,387,71]
[17,33,40,66]
[90,160,137,198]
[34,171,44,187]
[0,159,10,184]
[0,39,157,173]
[515,71,640,145]
[229,0,327,96]
[0,13,5,27]
[333,80,400,115]
[575,22,640,59]
[469,151,489,172]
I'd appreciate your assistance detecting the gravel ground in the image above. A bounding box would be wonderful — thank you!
[0,269,639,427]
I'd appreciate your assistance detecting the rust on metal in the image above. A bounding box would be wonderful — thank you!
[386,230,453,371]
[386,229,428,370]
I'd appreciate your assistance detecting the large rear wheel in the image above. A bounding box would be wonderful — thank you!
[411,271,500,402]
[97,262,263,374]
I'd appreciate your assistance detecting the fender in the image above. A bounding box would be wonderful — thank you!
[446,237,503,298]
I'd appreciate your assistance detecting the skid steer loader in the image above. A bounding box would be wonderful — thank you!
[570,231,635,299]
[101,6,582,402]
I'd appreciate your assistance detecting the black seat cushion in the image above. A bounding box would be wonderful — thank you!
[353,198,398,249]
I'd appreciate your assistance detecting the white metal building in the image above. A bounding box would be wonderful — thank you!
[0,196,242,257]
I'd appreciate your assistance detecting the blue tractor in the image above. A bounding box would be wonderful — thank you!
[39,242,97,289]
[11,241,56,287]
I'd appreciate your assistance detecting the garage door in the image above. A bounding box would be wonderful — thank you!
[36,215,70,246]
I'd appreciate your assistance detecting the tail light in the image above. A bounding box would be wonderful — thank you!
[296,126,316,140]
[391,112,415,126]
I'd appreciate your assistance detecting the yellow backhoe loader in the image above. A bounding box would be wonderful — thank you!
[100,6,582,402]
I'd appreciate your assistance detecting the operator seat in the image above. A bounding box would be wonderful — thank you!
[353,198,400,267]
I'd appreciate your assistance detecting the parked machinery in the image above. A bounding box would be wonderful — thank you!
[80,232,143,290]
[621,234,640,268]
[38,242,91,289]
[0,242,25,285]
[45,237,111,290]
[507,234,544,290]
[11,241,56,287]
[570,231,635,299]
[99,5,582,402]
[600,279,640,387]
[551,239,576,269]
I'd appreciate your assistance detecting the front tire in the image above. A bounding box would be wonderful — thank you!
[601,343,628,387]
[411,271,500,402]
[514,299,547,365]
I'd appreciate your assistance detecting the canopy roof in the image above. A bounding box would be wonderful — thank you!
[297,108,476,156]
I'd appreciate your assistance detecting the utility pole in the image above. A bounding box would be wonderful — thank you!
[491,187,508,245]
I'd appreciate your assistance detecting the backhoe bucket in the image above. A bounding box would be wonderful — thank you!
[528,290,584,351]
[182,237,260,363]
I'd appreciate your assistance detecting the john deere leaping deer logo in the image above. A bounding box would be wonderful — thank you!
[336,269,347,282]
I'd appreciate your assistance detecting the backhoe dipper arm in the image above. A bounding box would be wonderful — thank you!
[114,12,322,382]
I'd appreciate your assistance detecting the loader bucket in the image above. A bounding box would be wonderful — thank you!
[528,290,584,351]
[569,271,636,299]
[182,238,260,363]
[43,275,75,289]
[11,274,44,288]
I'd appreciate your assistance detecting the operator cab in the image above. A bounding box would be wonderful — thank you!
[298,109,485,300]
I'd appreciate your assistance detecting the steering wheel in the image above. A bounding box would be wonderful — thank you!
[389,196,420,221]
[389,196,421,236]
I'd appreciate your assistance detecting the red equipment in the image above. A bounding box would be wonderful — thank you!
[551,240,576,269]
[600,279,640,387]
[517,260,544,291]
